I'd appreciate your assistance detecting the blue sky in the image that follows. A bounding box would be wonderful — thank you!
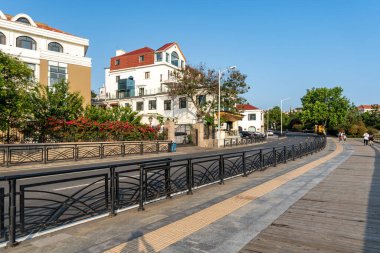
[2,0,380,110]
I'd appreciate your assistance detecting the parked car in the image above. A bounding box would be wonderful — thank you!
[240,131,255,138]
[253,132,265,137]
[267,130,274,136]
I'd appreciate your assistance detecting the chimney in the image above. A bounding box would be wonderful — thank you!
[116,49,126,56]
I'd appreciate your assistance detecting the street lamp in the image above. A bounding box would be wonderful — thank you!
[266,107,271,137]
[280,97,290,136]
[218,66,236,148]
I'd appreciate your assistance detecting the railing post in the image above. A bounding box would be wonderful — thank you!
[0,188,4,239]
[260,149,264,170]
[219,155,224,184]
[100,143,104,159]
[7,146,10,167]
[140,142,144,155]
[138,165,145,211]
[43,145,47,164]
[156,141,160,154]
[165,161,171,198]
[242,152,247,177]
[187,159,193,195]
[74,144,78,161]
[121,143,125,157]
[299,143,303,158]
[273,147,277,167]
[284,146,287,164]
[109,167,117,216]
[292,145,295,161]
[7,179,18,247]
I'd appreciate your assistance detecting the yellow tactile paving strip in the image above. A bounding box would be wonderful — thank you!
[105,142,343,253]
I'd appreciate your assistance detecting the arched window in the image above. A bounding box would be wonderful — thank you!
[16,36,36,50]
[171,51,179,67]
[48,42,63,53]
[16,17,31,25]
[0,32,5,45]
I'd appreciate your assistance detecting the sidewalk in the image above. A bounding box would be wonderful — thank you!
[2,138,351,253]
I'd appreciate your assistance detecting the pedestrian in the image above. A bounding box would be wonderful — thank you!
[343,132,347,142]
[369,133,374,146]
[363,132,369,146]
[338,131,342,142]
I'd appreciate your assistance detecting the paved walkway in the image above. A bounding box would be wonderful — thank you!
[4,138,375,253]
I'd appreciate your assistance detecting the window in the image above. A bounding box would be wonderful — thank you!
[196,95,206,106]
[115,59,120,65]
[16,17,31,25]
[116,76,120,82]
[171,52,179,67]
[179,97,187,109]
[144,72,150,79]
[124,103,130,107]
[49,63,67,86]
[166,53,169,62]
[160,74,163,82]
[48,42,63,53]
[139,87,144,96]
[248,114,256,121]
[164,100,171,110]
[139,55,144,62]
[0,32,5,45]
[149,100,157,110]
[136,102,144,111]
[156,52,162,62]
[16,36,36,50]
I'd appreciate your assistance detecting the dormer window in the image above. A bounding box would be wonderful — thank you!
[171,52,179,67]
[156,52,162,62]
[115,59,120,65]
[16,36,36,50]
[48,42,63,53]
[16,17,31,25]
[0,32,5,45]
[139,55,144,62]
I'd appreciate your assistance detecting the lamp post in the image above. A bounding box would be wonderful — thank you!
[280,97,290,136]
[266,107,271,137]
[218,66,236,148]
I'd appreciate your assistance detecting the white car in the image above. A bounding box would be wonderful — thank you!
[267,130,274,136]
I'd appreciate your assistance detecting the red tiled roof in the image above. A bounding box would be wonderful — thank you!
[4,13,73,36]
[156,42,175,51]
[357,104,379,110]
[123,47,154,56]
[236,104,260,110]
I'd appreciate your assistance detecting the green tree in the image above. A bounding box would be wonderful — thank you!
[301,87,350,130]
[166,64,249,122]
[91,90,97,98]
[0,51,34,143]
[84,106,142,124]
[28,80,84,142]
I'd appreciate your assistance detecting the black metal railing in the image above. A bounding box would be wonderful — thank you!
[0,135,326,246]
[0,141,171,167]
[224,136,266,147]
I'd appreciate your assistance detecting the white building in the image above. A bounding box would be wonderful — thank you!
[0,10,92,104]
[236,104,264,133]
[98,42,196,125]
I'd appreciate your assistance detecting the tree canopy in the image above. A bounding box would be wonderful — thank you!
[301,87,350,129]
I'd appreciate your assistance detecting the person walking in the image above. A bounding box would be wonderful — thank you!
[363,132,369,146]
[369,133,374,146]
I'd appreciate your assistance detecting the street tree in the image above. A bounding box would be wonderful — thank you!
[0,51,34,143]
[301,87,350,130]
[166,64,249,123]
[28,80,84,142]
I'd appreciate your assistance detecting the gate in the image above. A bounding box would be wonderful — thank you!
[175,125,192,144]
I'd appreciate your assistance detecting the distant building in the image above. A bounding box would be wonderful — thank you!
[357,104,379,113]
[0,10,92,104]
[236,104,264,133]
[97,42,196,125]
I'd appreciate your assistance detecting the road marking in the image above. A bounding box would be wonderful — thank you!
[103,141,342,253]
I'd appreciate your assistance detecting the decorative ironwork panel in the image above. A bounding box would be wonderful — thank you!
[224,155,244,178]
[0,188,4,240]
[262,150,274,168]
[10,147,43,165]
[159,143,169,152]
[77,146,100,159]
[167,162,187,194]
[276,149,285,164]
[116,169,140,208]
[245,152,261,174]
[143,143,157,153]
[124,143,141,154]
[103,144,122,157]
[19,174,108,236]
[47,146,75,162]
[144,167,167,201]
[192,158,220,187]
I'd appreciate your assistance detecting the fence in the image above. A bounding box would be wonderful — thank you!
[224,136,265,147]
[0,141,171,167]
[0,135,326,246]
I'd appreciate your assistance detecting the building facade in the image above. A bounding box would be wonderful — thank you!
[98,42,194,125]
[357,104,379,113]
[236,104,264,133]
[0,10,92,104]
